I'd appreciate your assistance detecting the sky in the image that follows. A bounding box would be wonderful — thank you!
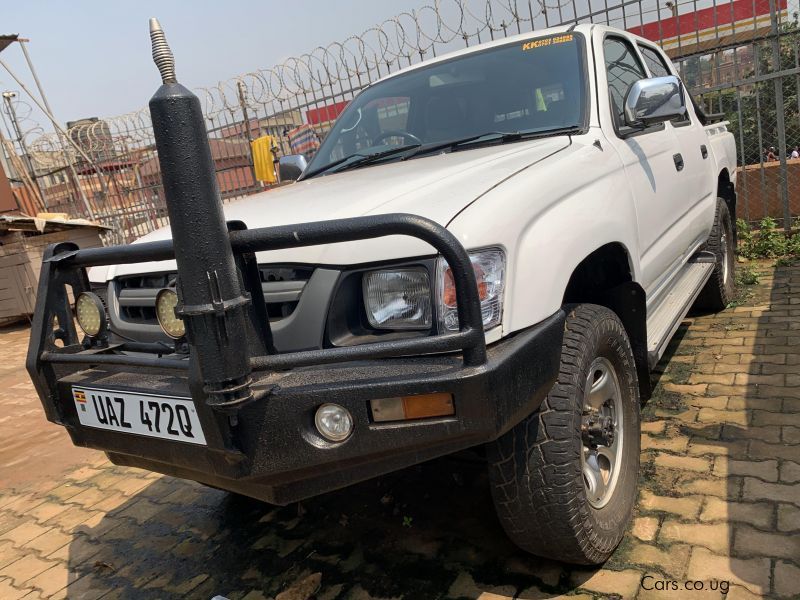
[1,1,429,128]
[4,0,799,137]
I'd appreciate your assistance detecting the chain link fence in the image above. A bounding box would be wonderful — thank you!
[7,0,800,243]
[681,20,800,228]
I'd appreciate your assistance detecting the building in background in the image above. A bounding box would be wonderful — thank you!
[0,152,18,212]
[628,0,788,57]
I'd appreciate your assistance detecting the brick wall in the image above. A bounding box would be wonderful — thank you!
[736,159,800,223]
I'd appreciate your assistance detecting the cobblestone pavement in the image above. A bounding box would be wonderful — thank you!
[0,324,96,489]
[0,262,798,599]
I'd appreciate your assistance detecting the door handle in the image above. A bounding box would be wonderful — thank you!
[700,145,708,159]
[673,153,684,171]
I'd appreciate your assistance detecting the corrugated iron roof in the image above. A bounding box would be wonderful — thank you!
[0,213,111,233]
[0,34,19,54]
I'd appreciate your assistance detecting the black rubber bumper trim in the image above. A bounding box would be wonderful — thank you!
[53,310,565,504]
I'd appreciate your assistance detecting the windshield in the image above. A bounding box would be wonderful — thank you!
[303,32,587,178]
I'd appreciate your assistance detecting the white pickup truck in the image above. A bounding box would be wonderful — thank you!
[29,22,737,565]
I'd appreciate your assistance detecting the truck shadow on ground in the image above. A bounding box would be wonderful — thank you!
[62,266,795,599]
[642,261,795,597]
[65,452,592,599]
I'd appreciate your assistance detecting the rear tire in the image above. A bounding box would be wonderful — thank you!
[695,198,735,311]
[487,304,640,565]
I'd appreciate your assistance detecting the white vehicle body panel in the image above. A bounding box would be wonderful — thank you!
[99,138,570,280]
[92,24,738,343]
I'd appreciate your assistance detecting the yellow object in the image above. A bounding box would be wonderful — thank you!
[75,292,105,337]
[35,212,70,220]
[155,289,185,339]
[535,88,547,111]
[370,392,455,422]
[251,135,277,183]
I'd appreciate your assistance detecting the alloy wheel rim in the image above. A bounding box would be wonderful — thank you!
[580,357,624,509]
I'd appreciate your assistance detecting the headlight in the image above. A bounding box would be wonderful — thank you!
[75,292,107,338]
[155,288,186,339]
[362,268,432,330]
[437,248,505,332]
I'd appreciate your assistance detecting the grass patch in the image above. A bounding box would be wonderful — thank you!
[775,256,798,267]
[650,390,684,412]
[738,217,800,260]
[636,455,676,498]
[664,361,692,385]
[605,527,638,571]
[727,280,756,309]
[670,342,701,356]
[736,264,759,285]
[709,319,746,332]
[642,389,685,418]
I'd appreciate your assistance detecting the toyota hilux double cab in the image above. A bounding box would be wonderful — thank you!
[28,21,737,565]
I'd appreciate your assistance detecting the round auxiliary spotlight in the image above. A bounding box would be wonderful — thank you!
[155,288,185,339]
[75,292,107,338]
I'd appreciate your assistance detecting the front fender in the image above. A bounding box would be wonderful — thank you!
[446,138,641,336]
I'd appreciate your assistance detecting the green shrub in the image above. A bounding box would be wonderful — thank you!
[787,232,800,256]
[752,217,786,257]
[736,216,797,259]
[736,218,755,258]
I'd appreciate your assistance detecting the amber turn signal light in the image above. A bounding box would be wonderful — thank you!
[370,392,454,423]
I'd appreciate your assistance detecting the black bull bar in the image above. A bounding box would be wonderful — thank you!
[21,23,568,504]
[27,213,489,424]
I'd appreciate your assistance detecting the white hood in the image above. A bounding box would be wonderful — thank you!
[100,138,569,280]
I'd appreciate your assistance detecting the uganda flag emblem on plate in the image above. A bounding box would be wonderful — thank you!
[74,389,87,412]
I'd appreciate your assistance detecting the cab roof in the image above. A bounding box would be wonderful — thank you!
[375,23,661,86]
[376,23,595,85]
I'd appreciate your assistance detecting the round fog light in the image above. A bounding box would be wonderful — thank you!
[155,288,185,339]
[75,292,106,338]
[314,403,353,442]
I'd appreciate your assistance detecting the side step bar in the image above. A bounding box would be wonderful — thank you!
[646,254,715,368]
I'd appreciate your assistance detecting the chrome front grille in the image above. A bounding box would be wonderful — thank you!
[107,266,340,352]
[116,266,314,326]
[117,273,177,324]
[259,266,314,320]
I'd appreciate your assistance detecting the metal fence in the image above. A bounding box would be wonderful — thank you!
[7,0,800,243]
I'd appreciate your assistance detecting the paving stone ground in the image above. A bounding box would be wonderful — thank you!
[0,261,798,599]
[0,324,96,489]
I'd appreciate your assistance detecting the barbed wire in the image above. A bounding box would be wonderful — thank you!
[26,0,778,168]
[26,0,593,163]
[12,0,800,238]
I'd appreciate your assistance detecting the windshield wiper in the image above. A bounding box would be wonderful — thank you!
[403,127,582,160]
[301,143,421,179]
[301,126,581,179]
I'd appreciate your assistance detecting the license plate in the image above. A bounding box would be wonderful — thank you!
[71,386,207,445]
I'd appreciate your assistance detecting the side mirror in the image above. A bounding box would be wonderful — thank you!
[278,154,308,182]
[624,75,686,127]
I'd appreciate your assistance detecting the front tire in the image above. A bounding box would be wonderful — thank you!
[695,198,735,311]
[487,304,640,565]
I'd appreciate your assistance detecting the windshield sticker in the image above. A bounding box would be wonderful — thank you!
[522,34,574,51]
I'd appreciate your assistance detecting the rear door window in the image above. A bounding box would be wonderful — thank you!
[604,37,647,130]
[638,45,670,77]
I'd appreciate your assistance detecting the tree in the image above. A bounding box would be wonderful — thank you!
[704,23,800,166]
